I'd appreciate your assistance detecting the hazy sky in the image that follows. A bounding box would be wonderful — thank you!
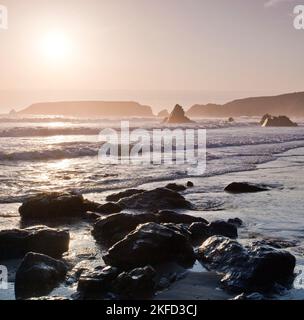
[0,0,303,111]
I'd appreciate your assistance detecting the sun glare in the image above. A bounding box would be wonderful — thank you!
[41,30,72,62]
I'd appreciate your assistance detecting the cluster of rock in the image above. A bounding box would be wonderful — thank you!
[260,114,298,127]
[0,180,297,300]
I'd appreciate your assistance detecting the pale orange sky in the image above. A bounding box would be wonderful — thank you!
[0,0,303,112]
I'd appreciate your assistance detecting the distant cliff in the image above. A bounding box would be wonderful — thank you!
[187,92,304,118]
[19,101,154,117]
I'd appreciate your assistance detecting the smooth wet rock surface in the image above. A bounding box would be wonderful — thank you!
[103,222,195,269]
[92,211,207,244]
[19,192,86,219]
[0,226,69,260]
[197,236,296,293]
[15,252,68,299]
[117,187,193,211]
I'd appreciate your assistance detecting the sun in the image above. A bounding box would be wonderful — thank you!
[41,30,72,62]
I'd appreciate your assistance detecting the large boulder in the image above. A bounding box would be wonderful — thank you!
[106,189,145,202]
[164,104,194,124]
[103,222,195,269]
[19,192,86,219]
[208,220,238,239]
[189,220,238,244]
[92,211,207,244]
[15,252,68,299]
[77,266,119,296]
[0,226,69,260]
[112,266,156,299]
[197,236,296,293]
[224,182,270,193]
[261,114,297,127]
[118,188,193,211]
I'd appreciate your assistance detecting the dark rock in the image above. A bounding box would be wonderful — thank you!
[260,114,271,125]
[162,223,192,241]
[66,260,106,285]
[224,182,270,193]
[165,183,186,192]
[83,199,102,212]
[208,220,238,239]
[227,218,243,227]
[77,266,119,295]
[186,181,194,187]
[19,192,86,219]
[112,266,156,299]
[92,211,207,244]
[106,189,145,202]
[164,104,194,124]
[94,202,122,215]
[0,226,69,260]
[92,213,150,244]
[261,114,297,127]
[15,252,68,299]
[252,238,298,249]
[197,236,296,293]
[103,223,195,269]
[228,117,234,122]
[188,222,210,243]
[189,220,238,243]
[156,210,207,224]
[118,188,193,211]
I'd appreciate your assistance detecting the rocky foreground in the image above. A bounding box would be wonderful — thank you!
[0,182,297,300]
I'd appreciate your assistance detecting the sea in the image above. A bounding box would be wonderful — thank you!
[1,115,304,300]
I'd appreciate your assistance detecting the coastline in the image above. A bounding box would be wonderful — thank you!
[1,145,304,300]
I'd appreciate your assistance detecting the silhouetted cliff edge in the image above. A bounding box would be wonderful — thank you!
[19,101,154,117]
[187,92,304,117]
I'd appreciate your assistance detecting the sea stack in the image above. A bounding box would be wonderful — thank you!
[261,114,297,127]
[164,104,194,124]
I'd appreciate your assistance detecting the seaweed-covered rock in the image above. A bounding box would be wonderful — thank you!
[103,223,195,269]
[118,188,193,211]
[197,236,296,293]
[0,226,69,259]
[15,252,68,299]
[19,192,86,219]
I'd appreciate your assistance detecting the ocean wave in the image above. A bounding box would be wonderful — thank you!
[0,121,257,138]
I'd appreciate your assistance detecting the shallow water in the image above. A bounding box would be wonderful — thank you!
[1,117,304,300]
